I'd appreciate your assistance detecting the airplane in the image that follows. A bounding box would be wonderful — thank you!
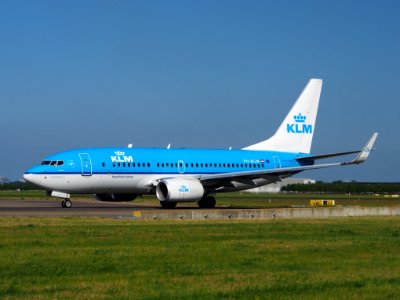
[23,79,378,209]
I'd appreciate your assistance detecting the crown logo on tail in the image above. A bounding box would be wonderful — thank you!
[294,113,306,123]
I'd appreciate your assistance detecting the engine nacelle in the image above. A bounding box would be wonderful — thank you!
[95,193,138,202]
[156,178,204,202]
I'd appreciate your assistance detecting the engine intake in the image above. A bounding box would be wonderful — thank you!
[156,178,204,202]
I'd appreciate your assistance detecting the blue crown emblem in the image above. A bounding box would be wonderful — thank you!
[294,113,306,123]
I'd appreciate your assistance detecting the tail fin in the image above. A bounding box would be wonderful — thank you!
[243,79,323,154]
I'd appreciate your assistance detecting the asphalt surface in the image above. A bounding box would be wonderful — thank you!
[0,199,155,218]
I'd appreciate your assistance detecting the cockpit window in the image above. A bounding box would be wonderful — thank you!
[41,160,64,167]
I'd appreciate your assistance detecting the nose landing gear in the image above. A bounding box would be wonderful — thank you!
[61,199,72,208]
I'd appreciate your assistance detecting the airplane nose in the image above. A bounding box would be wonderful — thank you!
[23,173,33,183]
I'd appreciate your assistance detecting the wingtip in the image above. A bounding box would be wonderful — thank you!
[351,132,379,164]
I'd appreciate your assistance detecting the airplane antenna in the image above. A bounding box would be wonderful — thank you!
[127,144,133,148]
[167,144,171,149]
[229,147,232,150]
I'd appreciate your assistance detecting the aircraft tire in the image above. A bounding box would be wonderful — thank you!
[198,196,216,208]
[64,199,72,208]
[160,201,177,209]
[61,200,66,208]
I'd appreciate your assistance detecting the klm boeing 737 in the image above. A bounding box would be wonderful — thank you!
[24,79,378,208]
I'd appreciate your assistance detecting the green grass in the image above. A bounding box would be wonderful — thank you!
[1,217,400,299]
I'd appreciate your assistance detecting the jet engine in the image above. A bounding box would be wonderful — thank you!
[156,178,204,202]
[95,193,138,202]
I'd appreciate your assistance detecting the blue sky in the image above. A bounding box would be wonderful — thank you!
[0,0,399,181]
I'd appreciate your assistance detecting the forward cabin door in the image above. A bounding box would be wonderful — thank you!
[79,153,92,176]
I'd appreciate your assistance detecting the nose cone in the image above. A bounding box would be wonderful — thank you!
[23,172,35,184]
[23,166,46,187]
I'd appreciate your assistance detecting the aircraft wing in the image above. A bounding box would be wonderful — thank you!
[198,132,378,184]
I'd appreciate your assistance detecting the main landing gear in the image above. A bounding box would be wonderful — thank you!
[198,195,216,209]
[159,195,216,209]
[160,201,177,209]
[61,199,72,208]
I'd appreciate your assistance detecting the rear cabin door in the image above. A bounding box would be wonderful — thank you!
[79,153,92,176]
[273,156,281,169]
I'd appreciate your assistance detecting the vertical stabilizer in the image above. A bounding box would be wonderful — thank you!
[243,79,322,154]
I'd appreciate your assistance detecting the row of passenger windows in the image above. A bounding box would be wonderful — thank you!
[103,161,269,169]
[158,162,266,168]
[107,162,151,168]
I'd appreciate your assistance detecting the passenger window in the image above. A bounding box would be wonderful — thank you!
[118,163,121,167]
[201,163,203,167]
[148,163,150,167]
[214,163,217,167]
[196,163,199,167]
[123,163,126,167]
[113,163,116,167]
[102,162,106,167]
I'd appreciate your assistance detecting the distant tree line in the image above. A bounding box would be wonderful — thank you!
[0,181,39,191]
[282,181,400,194]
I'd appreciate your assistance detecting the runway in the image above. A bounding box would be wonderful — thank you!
[2,199,400,220]
[0,199,152,218]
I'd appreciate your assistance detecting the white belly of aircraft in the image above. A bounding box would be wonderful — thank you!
[24,173,274,195]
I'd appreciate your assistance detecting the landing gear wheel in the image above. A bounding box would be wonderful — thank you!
[198,196,216,208]
[160,201,177,209]
[61,199,72,208]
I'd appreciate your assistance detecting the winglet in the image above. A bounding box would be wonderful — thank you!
[348,132,379,165]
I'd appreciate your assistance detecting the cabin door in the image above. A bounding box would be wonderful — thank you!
[273,156,281,168]
[178,160,186,174]
[79,153,92,176]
